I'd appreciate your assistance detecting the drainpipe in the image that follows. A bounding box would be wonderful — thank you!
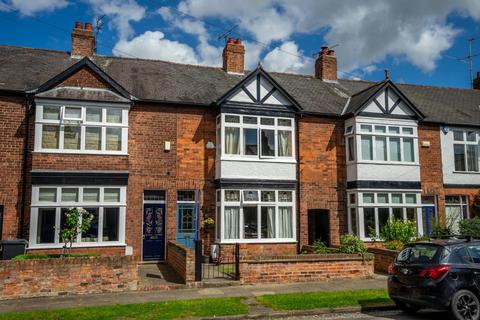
[18,94,33,239]
[296,114,301,253]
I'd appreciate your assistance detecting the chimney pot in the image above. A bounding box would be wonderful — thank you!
[222,37,245,74]
[315,46,337,81]
[71,20,95,57]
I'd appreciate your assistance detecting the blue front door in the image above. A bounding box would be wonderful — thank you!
[143,203,165,260]
[422,206,436,236]
[176,203,196,249]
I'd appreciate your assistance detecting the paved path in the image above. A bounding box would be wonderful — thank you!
[0,276,387,314]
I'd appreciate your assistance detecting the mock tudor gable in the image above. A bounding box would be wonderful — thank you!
[344,80,424,120]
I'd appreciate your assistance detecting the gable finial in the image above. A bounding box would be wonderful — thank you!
[385,68,390,81]
[257,61,263,69]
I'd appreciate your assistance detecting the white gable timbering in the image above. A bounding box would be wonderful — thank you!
[362,87,415,117]
[229,74,292,106]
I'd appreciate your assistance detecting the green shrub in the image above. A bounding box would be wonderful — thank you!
[339,234,367,255]
[13,253,100,260]
[380,219,416,244]
[459,217,480,237]
[431,221,452,237]
[384,240,404,251]
[312,240,337,254]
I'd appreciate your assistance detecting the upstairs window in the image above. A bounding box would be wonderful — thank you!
[219,114,294,160]
[453,130,479,172]
[356,123,417,163]
[35,104,128,154]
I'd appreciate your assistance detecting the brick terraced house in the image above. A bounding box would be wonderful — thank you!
[0,22,479,261]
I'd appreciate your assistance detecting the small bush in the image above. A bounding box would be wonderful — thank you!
[384,240,404,251]
[13,253,100,260]
[459,217,480,238]
[380,219,416,244]
[431,220,452,237]
[339,234,367,255]
[312,240,337,254]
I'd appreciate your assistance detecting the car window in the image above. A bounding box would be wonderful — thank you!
[468,245,480,264]
[450,247,473,264]
[397,245,441,264]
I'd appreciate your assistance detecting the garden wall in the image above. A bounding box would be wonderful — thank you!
[368,248,398,274]
[166,240,195,284]
[0,256,138,300]
[239,253,374,284]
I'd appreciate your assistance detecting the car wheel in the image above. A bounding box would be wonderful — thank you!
[449,289,480,320]
[394,299,420,314]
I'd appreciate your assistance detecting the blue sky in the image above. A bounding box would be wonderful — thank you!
[1,0,480,89]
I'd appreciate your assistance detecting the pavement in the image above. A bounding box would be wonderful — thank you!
[0,275,388,314]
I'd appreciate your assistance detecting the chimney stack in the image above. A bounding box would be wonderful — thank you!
[222,38,245,74]
[315,46,337,82]
[473,72,480,90]
[71,21,95,58]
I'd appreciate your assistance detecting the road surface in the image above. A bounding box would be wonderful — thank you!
[283,310,446,319]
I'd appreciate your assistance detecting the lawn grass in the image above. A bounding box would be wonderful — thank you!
[0,297,247,320]
[257,289,392,311]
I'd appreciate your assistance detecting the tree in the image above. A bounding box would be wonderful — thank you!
[60,207,93,255]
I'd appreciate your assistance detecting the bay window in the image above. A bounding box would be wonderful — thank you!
[453,130,479,172]
[445,195,469,233]
[347,191,422,240]
[29,186,126,247]
[216,189,295,243]
[35,103,129,154]
[346,122,418,163]
[218,114,294,160]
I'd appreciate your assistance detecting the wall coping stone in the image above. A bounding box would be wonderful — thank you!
[242,253,373,263]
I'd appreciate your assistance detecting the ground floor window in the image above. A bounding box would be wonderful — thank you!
[216,189,295,243]
[445,195,469,234]
[29,186,126,248]
[347,191,422,240]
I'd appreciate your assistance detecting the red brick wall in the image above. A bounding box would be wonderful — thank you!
[239,254,373,284]
[0,95,27,240]
[0,256,138,300]
[367,247,398,274]
[57,67,109,89]
[298,116,346,248]
[218,243,297,260]
[27,246,125,256]
[166,241,195,284]
[418,124,446,223]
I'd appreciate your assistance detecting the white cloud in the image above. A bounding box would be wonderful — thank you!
[85,0,145,40]
[0,0,68,16]
[113,31,198,64]
[262,41,312,74]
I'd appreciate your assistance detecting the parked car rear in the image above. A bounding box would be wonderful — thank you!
[388,239,480,320]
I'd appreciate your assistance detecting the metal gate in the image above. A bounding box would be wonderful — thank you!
[195,241,239,281]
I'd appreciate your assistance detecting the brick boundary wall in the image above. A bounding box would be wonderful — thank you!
[238,253,374,284]
[367,248,398,274]
[166,241,195,284]
[0,256,138,300]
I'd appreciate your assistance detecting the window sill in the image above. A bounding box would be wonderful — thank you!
[28,242,127,250]
[353,161,419,166]
[33,150,128,156]
[453,171,480,174]
[219,157,296,164]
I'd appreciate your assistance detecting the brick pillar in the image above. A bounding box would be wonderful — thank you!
[222,38,245,74]
[315,46,337,82]
[71,21,95,57]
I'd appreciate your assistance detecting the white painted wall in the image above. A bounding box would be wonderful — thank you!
[216,159,296,181]
[441,127,480,185]
[347,162,420,182]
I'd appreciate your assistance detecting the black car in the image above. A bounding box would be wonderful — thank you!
[388,238,480,320]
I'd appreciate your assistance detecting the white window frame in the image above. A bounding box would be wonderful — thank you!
[345,118,419,165]
[218,113,295,162]
[216,189,296,244]
[29,185,127,249]
[452,130,480,173]
[347,190,423,241]
[34,100,129,155]
[445,195,469,219]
